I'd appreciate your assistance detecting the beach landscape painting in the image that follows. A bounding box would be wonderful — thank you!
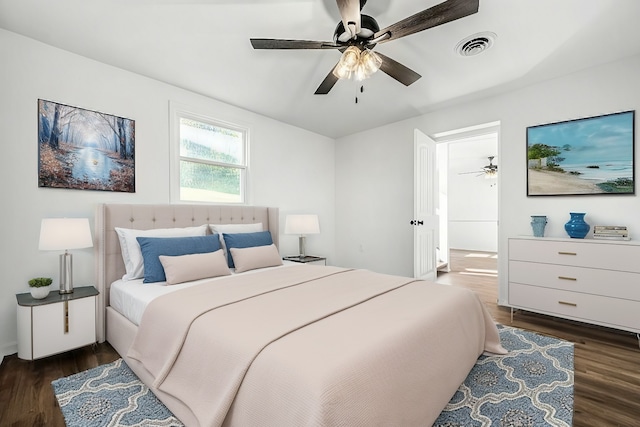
[38,99,135,192]
[527,110,635,196]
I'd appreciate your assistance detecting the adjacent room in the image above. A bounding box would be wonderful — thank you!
[1,0,639,426]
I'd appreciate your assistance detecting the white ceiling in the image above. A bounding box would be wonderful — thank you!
[2,0,640,139]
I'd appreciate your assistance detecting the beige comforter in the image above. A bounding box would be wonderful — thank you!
[128,265,505,427]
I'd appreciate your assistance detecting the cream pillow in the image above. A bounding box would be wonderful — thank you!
[115,224,208,280]
[159,250,231,285]
[230,244,283,273]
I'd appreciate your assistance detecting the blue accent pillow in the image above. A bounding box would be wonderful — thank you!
[136,234,221,283]
[222,231,273,268]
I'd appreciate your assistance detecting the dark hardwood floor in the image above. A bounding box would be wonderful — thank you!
[1,251,638,426]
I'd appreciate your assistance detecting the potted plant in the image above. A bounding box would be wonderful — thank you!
[28,277,52,299]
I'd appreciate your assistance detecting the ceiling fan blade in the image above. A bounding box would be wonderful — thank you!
[336,0,362,39]
[315,64,340,95]
[250,38,341,50]
[372,0,479,45]
[376,52,421,86]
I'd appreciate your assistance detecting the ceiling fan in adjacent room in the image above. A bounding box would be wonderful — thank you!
[250,0,480,94]
[460,156,498,178]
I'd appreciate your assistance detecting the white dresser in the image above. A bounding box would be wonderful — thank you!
[508,237,640,333]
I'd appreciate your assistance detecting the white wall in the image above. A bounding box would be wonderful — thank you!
[336,54,640,305]
[0,29,335,356]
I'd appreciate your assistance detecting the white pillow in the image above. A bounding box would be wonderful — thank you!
[159,250,231,285]
[115,224,208,280]
[230,244,283,273]
[209,223,263,257]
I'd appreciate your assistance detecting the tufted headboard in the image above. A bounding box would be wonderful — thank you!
[94,203,279,342]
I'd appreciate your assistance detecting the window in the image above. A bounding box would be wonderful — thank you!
[171,105,248,204]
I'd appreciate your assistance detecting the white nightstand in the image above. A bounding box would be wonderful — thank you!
[16,286,98,360]
[283,255,327,266]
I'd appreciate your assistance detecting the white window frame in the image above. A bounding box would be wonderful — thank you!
[169,102,249,204]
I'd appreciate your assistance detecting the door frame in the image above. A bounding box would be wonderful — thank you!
[420,121,501,278]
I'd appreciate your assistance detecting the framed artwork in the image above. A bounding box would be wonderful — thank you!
[527,110,635,196]
[38,99,135,192]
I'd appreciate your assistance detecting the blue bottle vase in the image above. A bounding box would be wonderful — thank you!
[564,212,590,238]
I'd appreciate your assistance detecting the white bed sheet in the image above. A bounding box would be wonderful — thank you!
[110,262,298,325]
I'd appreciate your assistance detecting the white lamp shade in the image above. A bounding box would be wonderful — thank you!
[285,215,320,235]
[39,218,93,250]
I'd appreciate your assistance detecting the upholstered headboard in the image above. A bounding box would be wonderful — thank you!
[94,203,279,342]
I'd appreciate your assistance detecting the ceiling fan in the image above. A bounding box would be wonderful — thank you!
[460,156,498,177]
[250,0,480,95]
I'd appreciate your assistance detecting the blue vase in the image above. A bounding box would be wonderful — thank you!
[530,215,547,237]
[564,212,590,238]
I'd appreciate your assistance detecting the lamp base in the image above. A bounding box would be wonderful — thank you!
[298,235,307,258]
[59,252,74,294]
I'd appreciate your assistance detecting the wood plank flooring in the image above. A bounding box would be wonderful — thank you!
[1,251,638,426]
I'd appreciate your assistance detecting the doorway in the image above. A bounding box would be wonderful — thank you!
[432,123,499,272]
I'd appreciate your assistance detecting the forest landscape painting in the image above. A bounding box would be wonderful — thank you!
[38,99,135,192]
[527,110,635,196]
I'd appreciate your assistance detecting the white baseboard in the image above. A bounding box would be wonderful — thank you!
[1,341,17,359]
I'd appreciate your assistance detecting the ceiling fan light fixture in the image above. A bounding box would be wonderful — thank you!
[334,47,381,81]
[484,169,497,179]
[251,0,481,95]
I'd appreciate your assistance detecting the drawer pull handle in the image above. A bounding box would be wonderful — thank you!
[558,301,577,307]
[558,276,577,281]
[64,300,69,334]
[558,251,577,256]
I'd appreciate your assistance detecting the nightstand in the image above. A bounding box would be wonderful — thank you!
[16,286,98,360]
[283,255,327,266]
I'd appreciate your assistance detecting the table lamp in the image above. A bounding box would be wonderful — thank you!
[38,218,93,294]
[285,214,320,257]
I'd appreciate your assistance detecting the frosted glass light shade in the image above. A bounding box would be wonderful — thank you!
[39,218,93,250]
[285,215,320,235]
[360,49,382,74]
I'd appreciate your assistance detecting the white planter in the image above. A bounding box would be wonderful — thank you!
[30,286,51,300]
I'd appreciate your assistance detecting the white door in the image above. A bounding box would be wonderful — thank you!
[414,129,438,280]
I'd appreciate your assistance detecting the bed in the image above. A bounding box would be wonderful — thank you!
[95,203,505,427]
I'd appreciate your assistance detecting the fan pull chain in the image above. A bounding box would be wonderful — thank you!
[355,85,364,104]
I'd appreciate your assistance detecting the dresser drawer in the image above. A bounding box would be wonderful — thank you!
[509,260,640,301]
[509,238,640,272]
[509,283,640,332]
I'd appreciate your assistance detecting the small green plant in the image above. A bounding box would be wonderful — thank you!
[28,277,52,288]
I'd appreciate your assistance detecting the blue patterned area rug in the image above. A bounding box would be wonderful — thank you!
[434,325,574,427]
[52,358,183,427]
[52,325,573,427]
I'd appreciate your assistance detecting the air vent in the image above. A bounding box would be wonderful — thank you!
[455,32,496,57]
